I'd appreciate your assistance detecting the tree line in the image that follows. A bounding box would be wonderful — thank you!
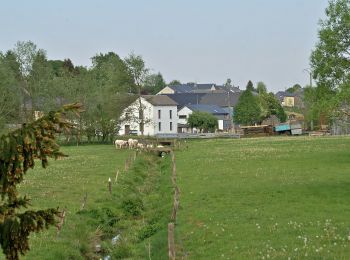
[0,42,180,141]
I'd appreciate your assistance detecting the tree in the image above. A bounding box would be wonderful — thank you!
[0,103,81,260]
[234,89,261,125]
[187,111,218,133]
[0,57,21,132]
[286,84,302,93]
[246,80,255,92]
[256,81,267,94]
[12,41,49,121]
[124,53,149,135]
[309,0,350,127]
[144,72,166,94]
[168,80,181,86]
[224,78,232,88]
[258,92,287,122]
[311,0,350,90]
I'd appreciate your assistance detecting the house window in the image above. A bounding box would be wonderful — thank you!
[158,122,161,131]
[179,115,187,119]
[170,122,173,131]
[158,109,161,119]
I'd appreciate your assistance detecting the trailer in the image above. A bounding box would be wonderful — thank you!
[274,122,302,135]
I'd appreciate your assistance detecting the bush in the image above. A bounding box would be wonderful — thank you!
[121,197,144,217]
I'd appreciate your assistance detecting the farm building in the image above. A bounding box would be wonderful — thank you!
[118,95,178,137]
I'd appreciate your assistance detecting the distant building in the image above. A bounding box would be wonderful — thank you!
[275,91,296,107]
[177,104,231,133]
[118,95,178,137]
[157,83,240,95]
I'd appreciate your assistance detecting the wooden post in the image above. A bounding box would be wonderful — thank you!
[168,223,175,260]
[80,193,87,210]
[108,178,112,194]
[115,169,120,183]
[56,209,66,235]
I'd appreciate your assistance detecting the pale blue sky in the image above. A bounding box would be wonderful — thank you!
[1,0,329,91]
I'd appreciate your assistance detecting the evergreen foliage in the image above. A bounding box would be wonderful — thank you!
[0,103,81,260]
[234,89,261,125]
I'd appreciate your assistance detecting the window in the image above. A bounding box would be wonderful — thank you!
[170,122,173,131]
[169,110,172,119]
[158,122,161,131]
[179,115,187,119]
[158,109,161,119]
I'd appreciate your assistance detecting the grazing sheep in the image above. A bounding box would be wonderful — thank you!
[128,138,138,149]
[115,139,128,149]
[156,145,164,148]
[146,144,154,149]
[137,143,144,149]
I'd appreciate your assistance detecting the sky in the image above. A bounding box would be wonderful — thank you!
[1,0,329,92]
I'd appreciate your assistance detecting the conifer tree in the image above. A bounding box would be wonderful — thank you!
[0,103,81,260]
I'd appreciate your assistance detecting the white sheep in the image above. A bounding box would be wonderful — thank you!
[115,139,128,149]
[128,138,138,149]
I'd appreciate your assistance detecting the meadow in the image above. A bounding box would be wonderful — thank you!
[1,144,172,259]
[1,136,350,259]
[175,136,350,259]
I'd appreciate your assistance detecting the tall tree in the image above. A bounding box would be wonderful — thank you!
[144,72,166,94]
[124,53,149,135]
[0,57,21,132]
[246,80,255,92]
[13,41,49,121]
[0,103,81,260]
[234,89,261,125]
[311,0,350,90]
[256,81,267,94]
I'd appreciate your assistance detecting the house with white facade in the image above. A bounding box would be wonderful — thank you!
[118,95,178,137]
[177,104,231,133]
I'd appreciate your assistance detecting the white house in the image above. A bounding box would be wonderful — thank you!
[177,104,231,133]
[118,95,178,137]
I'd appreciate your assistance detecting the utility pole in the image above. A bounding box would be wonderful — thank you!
[303,68,312,87]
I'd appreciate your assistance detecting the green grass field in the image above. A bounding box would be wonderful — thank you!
[175,137,350,259]
[2,137,350,259]
[1,144,172,259]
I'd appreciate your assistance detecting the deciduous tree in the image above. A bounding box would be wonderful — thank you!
[188,111,218,133]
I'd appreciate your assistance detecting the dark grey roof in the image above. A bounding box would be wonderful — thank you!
[186,104,229,115]
[168,84,193,93]
[200,92,241,107]
[162,93,206,107]
[168,83,223,93]
[275,91,296,99]
[142,95,178,106]
[162,92,241,108]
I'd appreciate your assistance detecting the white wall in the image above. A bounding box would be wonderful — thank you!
[153,105,178,135]
[178,106,193,125]
[118,97,177,136]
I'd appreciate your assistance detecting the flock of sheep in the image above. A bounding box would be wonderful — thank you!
[114,138,156,150]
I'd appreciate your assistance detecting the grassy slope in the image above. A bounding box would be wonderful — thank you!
[0,144,172,259]
[17,145,131,259]
[175,137,350,259]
